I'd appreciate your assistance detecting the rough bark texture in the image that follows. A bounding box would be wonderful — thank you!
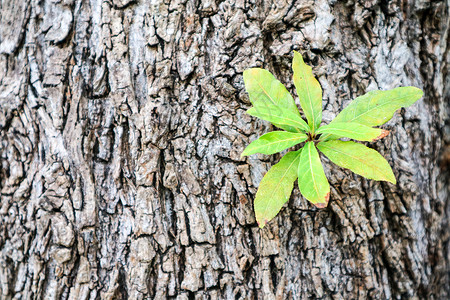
[0,0,449,299]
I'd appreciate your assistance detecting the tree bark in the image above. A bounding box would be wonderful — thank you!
[0,0,448,299]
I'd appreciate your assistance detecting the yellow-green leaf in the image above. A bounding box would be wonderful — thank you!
[241,132,307,157]
[243,68,309,132]
[292,51,323,133]
[331,87,423,126]
[317,140,396,184]
[254,149,302,228]
[317,122,389,142]
[298,142,330,208]
[246,107,309,132]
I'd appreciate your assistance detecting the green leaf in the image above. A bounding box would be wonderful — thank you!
[331,87,423,126]
[316,122,389,142]
[254,149,302,228]
[317,140,396,184]
[247,107,309,133]
[298,142,330,208]
[243,68,309,132]
[292,51,323,133]
[272,123,300,133]
[242,131,307,157]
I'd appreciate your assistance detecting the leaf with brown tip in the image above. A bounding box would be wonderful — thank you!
[298,142,330,207]
[317,122,389,142]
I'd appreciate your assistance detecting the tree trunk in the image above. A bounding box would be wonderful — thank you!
[0,0,448,299]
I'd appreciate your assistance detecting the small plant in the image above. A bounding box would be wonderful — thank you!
[242,51,423,228]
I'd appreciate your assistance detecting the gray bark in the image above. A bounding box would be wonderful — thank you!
[0,0,449,299]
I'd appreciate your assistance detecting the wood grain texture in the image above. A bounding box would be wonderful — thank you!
[0,0,448,299]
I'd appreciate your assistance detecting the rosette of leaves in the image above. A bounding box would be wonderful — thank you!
[242,51,423,228]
